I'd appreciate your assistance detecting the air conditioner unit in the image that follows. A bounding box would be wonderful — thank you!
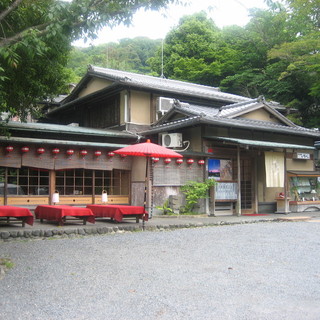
[162,133,183,148]
[156,97,174,114]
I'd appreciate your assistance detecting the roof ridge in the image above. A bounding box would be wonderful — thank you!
[90,65,222,91]
[152,115,201,128]
[219,97,260,111]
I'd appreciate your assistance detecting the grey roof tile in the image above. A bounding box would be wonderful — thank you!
[144,103,320,138]
[4,121,136,139]
[89,66,251,103]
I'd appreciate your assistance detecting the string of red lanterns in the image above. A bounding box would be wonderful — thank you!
[2,146,207,167]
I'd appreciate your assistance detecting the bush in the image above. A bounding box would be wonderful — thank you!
[180,179,216,213]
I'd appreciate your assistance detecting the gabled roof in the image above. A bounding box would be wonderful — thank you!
[218,97,295,126]
[65,66,252,105]
[141,100,320,139]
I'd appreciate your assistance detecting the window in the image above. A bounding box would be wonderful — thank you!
[95,169,130,195]
[0,167,49,195]
[289,176,320,201]
[56,169,130,196]
[56,169,93,195]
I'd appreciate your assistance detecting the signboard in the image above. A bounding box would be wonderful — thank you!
[215,182,237,200]
[293,153,311,160]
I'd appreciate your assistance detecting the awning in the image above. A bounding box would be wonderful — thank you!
[288,171,320,177]
[204,136,315,150]
[0,136,129,149]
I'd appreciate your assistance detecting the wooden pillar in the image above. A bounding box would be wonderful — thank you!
[284,149,290,214]
[49,170,56,205]
[4,167,8,205]
[254,153,259,214]
[236,146,242,216]
[92,170,96,204]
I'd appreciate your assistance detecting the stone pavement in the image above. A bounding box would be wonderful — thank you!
[1,210,320,241]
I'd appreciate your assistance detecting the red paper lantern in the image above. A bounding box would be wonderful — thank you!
[21,146,29,153]
[52,148,60,155]
[176,158,183,165]
[120,154,127,158]
[198,160,205,165]
[5,146,14,153]
[164,158,171,164]
[66,149,74,156]
[107,151,115,157]
[80,150,88,156]
[94,150,102,157]
[187,159,194,165]
[152,157,160,163]
[37,148,45,154]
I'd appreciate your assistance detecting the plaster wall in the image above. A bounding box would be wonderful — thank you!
[241,108,281,123]
[131,157,147,182]
[78,79,112,97]
[130,91,151,124]
[287,159,314,171]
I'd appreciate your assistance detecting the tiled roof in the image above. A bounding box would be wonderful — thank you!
[4,121,136,139]
[219,99,262,117]
[89,66,251,104]
[143,103,320,138]
[0,136,130,149]
[205,136,315,150]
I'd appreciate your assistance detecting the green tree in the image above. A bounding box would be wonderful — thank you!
[266,0,320,127]
[0,0,176,119]
[149,12,225,86]
[68,37,161,80]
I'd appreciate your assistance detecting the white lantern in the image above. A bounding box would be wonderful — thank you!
[52,191,60,204]
[102,190,108,203]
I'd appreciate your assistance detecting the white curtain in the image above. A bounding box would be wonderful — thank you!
[264,151,284,187]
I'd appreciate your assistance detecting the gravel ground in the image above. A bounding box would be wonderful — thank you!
[0,221,320,320]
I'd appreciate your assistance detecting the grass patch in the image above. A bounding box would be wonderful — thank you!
[0,258,14,280]
[0,258,14,270]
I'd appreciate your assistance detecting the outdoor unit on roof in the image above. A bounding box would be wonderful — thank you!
[156,97,174,114]
[162,133,183,148]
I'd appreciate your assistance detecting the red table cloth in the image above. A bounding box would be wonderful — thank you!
[35,205,95,225]
[86,205,148,222]
[0,206,34,226]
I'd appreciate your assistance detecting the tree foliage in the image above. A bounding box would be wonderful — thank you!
[0,0,176,119]
[68,37,162,81]
[148,2,319,128]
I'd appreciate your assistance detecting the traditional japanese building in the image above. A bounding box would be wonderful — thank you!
[1,66,319,214]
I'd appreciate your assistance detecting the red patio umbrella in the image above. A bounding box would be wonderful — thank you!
[113,139,182,220]
[113,139,183,158]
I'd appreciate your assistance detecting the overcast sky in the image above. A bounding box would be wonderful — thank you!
[73,0,267,47]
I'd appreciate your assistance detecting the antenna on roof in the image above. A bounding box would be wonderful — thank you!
[160,39,165,79]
